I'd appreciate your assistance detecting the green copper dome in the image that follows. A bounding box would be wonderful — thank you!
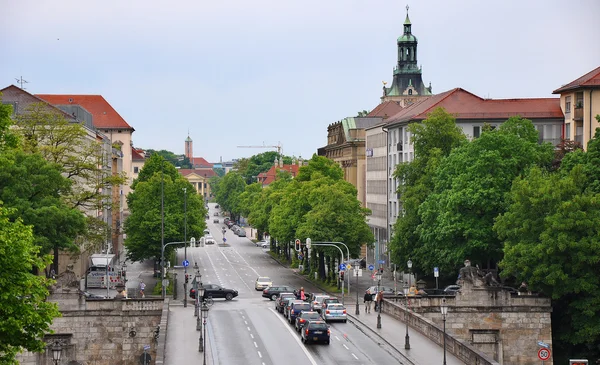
[398,34,417,42]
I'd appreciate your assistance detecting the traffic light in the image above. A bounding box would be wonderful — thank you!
[295,240,301,251]
[569,361,588,365]
[379,268,384,274]
[340,271,345,280]
[185,274,189,284]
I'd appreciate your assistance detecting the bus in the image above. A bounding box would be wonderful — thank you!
[86,254,123,289]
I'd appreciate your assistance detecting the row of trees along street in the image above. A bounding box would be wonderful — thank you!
[213,154,374,288]
[0,98,127,363]
[388,107,600,362]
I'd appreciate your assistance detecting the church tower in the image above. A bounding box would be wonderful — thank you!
[382,6,432,106]
[185,135,193,161]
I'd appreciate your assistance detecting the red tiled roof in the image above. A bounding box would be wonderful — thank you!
[191,157,213,168]
[367,100,403,119]
[553,66,600,93]
[386,88,562,126]
[259,164,300,185]
[179,169,216,178]
[132,147,145,161]
[36,94,134,130]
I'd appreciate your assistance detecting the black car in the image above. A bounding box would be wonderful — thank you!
[276,293,296,313]
[262,285,295,301]
[190,284,238,301]
[288,302,311,324]
[295,311,321,332]
[301,320,330,345]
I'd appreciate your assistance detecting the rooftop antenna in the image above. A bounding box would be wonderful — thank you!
[15,76,28,89]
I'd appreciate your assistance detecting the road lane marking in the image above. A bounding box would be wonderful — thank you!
[343,344,349,350]
[217,249,252,291]
[250,333,254,339]
[335,336,340,341]
[254,341,258,348]
[247,327,251,331]
[257,351,262,358]
[244,321,248,325]
[352,353,358,360]
[269,308,318,365]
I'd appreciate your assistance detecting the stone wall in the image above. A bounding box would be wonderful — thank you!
[385,282,553,365]
[16,292,165,365]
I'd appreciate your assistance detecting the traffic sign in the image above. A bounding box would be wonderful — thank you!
[298,254,304,260]
[434,267,439,278]
[538,348,551,361]
[537,341,549,349]
[346,264,352,270]
[378,260,385,264]
[182,260,189,267]
[223,237,227,243]
[143,345,151,351]
[339,263,347,271]
[368,264,375,271]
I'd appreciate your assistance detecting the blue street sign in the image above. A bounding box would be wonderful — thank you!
[368,264,375,271]
[378,260,386,264]
[182,260,189,267]
[143,345,151,351]
[537,341,549,349]
[298,254,304,260]
[223,237,227,243]
[339,263,347,271]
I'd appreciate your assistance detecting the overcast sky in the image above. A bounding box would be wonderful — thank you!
[1,0,599,162]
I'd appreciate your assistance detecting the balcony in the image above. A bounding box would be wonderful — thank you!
[574,107,583,121]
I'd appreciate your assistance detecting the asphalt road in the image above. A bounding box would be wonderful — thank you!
[166,204,408,365]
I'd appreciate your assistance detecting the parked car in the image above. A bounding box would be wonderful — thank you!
[255,240,268,247]
[215,204,220,209]
[231,225,240,234]
[189,283,238,300]
[301,320,330,345]
[261,242,269,249]
[236,229,247,237]
[254,277,272,291]
[205,235,216,245]
[288,302,311,324]
[262,285,295,301]
[294,311,321,332]
[309,294,330,312]
[322,303,347,323]
[213,212,219,216]
[213,218,219,223]
[276,293,296,313]
[366,285,399,297]
[443,285,461,294]
[320,298,340,313]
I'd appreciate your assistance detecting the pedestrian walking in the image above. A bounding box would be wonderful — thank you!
[139,281,146,298]
[375,290,383,311]
[364,290,373,313]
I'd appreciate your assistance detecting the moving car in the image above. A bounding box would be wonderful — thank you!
[443,285,461,294]
[213,212,219,216]
[205,235,216,245]
[262,285,295,301]
[213,218,219,223]
[366,285,399,297]
[189,283,238,301]
[322,303,347,323]
[254,277,272,291]
[320,298,340,313]
[215,204,220,209]
[276,293,296,313]
[236,229,247,237]
[288,302,311,324]
[301,320,330,345]
[309,294,330,312]
[295,311,321,332]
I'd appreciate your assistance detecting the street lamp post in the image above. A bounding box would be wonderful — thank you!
[193,262,200,318]
[403,284,411,349]
[405,258,413,350]
[51,342,62,365]
[376,271,382,328]
[441,298,448,365]
[160,241,187,299]
[355,268,360,315]
[197,285,205,334]
[183,188,187,308]
[201,302,209,365]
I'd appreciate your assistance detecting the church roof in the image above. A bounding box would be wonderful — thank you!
[385,88,563,125]
[552,65,600,93]
[368,101,403,119]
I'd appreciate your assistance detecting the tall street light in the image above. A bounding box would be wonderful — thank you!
[201,302,210,364]
[198,284,205,338]
[441,298,448,365]
[183,187,187,308]
[376,271,382,329]
[355,268,360,315]
[405,258,413,350]
[193,262,200,318]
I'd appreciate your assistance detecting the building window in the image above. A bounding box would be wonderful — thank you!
[133,167,139,173]
[565,96,571,114]
[473,126,481,138]
[408,89,413,95]
[566,123,571,139]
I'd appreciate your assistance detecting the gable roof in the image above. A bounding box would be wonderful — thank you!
[36,94,134,130]
[553,66,600,94]
[258,164,300,185]
[132,147,145,161]
[191,157,213,168]
[0,85,77,121]
[367,100,403,119]
[385,88,562,126]
[179,169,216,178]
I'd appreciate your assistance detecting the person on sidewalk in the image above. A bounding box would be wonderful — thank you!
[375,290,383,312]
[364,290,373,313]
[139,281,146,298]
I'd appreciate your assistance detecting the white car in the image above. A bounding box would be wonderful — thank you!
[322,303,347,323]
[255,240,268,247]
[254,277,272,291]
[261,242,269,249]
[205,235,216,245]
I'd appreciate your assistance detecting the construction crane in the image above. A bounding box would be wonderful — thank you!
[237,142,283,156]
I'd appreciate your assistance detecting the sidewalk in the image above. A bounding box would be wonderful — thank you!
[343,303,464,365]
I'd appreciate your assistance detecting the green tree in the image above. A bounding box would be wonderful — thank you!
[389,107,466,277]
[214,172,246,220]
[0,206,61,364]
[236,151,293,184]
[247,170,293,242]
[0,97,19,151]
[417,116,553,275]
[125,154,207,261]
[0,149,86,268]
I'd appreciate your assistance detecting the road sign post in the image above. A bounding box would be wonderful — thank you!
[538,347,551,362]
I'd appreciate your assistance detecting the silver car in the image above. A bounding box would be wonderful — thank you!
[322,303,347,323]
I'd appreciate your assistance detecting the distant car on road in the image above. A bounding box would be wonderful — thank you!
[190,283,238,301]
[213,218,219,223]
[254,277,272,291]
[322,303,347,323]
[215,204,220,209]
[301,320,330,345]
[236,229,247,237]
[262,285,295,301]
[366,285,399,297]
[213,212,219,216]
[205,235,216,245]
[443,285,461,294]
[255,240,268,247]
[276,293,296,313]
[295,311,321,332]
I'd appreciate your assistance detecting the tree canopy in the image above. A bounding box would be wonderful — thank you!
[235,151,293,184]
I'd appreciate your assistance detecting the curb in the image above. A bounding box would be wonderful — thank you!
[269,254,415,364]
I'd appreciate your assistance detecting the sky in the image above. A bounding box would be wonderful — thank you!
[1,0,599,163]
